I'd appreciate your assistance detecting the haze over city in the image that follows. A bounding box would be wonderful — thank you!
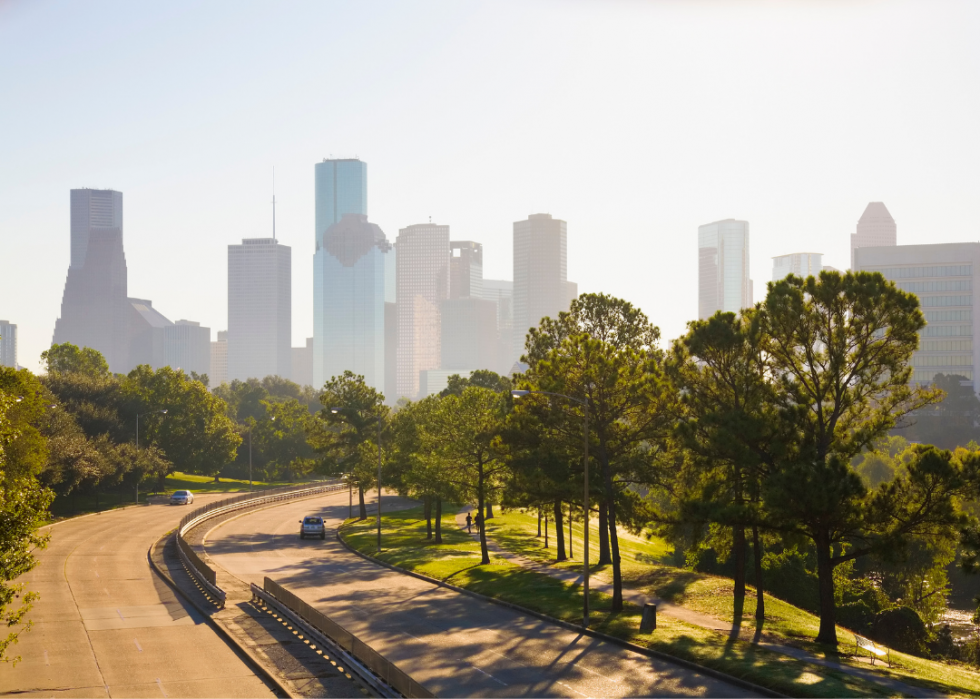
[4,0,980,370]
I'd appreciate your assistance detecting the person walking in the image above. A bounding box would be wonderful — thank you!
[474,510,483,532]
[465,512,473,533]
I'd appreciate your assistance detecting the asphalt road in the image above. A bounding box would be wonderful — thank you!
[205,491,754,698]
[1,495,277,698]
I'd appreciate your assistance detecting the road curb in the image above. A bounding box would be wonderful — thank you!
[146,532,300,699]
[336,528,786,699]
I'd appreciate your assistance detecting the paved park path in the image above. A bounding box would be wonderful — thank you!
[456,506,944,699]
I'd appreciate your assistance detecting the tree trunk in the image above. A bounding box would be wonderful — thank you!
[568,504,573,559]
[424,497,432,540]
[753,525,765,621]
[600,445,623,611]
[434,498,443,544]
[486,502,494,519]
[358,484,367,521]
[537,509,542,536]
[554,500,567,562]
[478,461,490,564]
[815,529,838,646]
[214,474,220,483]
[544,515,549,548]
[733,524,746,623]
[598,501,611,565]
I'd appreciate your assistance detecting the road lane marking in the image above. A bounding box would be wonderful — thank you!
[134,638,142,652]
[470,664,508,686]
[43,650,49,665]
[117,609,124,620]
[156,677,168,697]
[558,680,588,697]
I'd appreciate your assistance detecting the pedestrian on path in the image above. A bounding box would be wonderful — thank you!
[475,511,483,531]
[466,512,472,533]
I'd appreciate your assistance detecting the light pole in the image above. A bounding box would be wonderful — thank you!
[136,409,167,504]
[331,407,383,553]
[512,389,590,628]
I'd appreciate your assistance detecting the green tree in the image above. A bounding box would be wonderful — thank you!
[123,366,240,480]
[312,371,387,519]
[519,293,676,610]
[40,343,110,378]
[760,270,951,646]
[251,398,317,481]
[440,370,512,398]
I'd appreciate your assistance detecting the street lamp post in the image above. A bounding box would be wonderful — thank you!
[331,407,383,553]
[513,389,590,628]
[136,409,167,504]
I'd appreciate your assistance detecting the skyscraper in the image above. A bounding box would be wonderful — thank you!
[698,219,753,320]
[772,252,823,281]
[478,279,514,375]
[291,337,313,388]
[164,320,211,376]
[313,158,370,390]
[227,238,291,381]
[396,223,450,399]
[211,330,228,387]
[53,189,131,371]
[512,214,576,363]
[855,243,978,388]
[450,241,483,299]
[0,321,16,368]
[851,202,896,270]
[313,214,389,391]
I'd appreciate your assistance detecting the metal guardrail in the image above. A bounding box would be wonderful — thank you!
[175,480,346,606]
[258,577,433,699]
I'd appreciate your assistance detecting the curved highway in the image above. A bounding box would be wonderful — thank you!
[205,490,752,698]
[1,495,276,698]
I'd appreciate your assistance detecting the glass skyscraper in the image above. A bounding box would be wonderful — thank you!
[312,158,387,391]
[698,219,753,320]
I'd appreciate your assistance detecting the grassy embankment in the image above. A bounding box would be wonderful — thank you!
[339,505,950,698]
[48,471,315,519]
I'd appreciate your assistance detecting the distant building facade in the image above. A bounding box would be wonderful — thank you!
[211,330,228,387]
[419,369,472,398]
[313,214,389,391]
[165,320,210,376]
[855,243,979,388]
[396,223,450,399]
[851,202,896,270]
[772,252,823,282]
[0,321,16,368]
[53,188,131,371]
[384,302,397,403]
[450,241,483,299]
[478,279,514,375]
[227,238,291,381]
[512,214,576,362]
[291,337,313,388]
[441,297,498,373]
[698,219,753,320]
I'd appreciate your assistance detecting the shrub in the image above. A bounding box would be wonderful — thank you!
[872,606,928,656]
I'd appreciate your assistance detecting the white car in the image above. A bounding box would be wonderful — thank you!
[170,490,195,505]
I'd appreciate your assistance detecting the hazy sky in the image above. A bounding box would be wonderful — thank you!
[3,0,980,371]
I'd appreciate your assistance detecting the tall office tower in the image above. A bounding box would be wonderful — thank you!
[210,330,228,387]
[478,280,514,375]
[291,338,313,387]
[855,243,980,388]
[165,320,211,376]
[449,241,483,299]
[127,298,171,369]
[53,189,131,371]
[0,321,16,368]
[512,214,577,362]
[313,214,389,390]
[396,223,450,399]
[772,252,823,281]
[698,219,753,320]
[851,202,896,270]
[313,159,370,388]
[384,302,397,403]
[228,238,291,381]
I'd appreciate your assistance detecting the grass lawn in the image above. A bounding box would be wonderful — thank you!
[483,507,980,697]
[340,505,919,698]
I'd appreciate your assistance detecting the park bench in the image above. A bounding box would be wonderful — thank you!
[854,633,891,666]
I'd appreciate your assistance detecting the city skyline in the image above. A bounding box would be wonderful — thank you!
[5,2,980,372]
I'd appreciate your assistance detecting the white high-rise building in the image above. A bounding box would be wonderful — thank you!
[227,238,291,381]
[396,223,450,400]
[210,330,228,387]
[512,214,576,364]
[698,219,753,320]
[0,321,16,368]
[772,252,823,282]
[851,202,896,270]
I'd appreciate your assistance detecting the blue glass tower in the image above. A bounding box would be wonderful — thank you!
[313,159,387,391]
